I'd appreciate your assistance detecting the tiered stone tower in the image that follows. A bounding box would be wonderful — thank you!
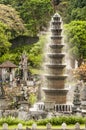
[43,13,71,112]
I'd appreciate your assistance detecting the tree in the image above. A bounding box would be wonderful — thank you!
[0,4,26,38]
[29,36,46,67]
[18,0,53,36]
[66,0,86,23]
[0,22,11,56]
[56,0,69,22]
[75,63,86,82]
[64,21,86,66]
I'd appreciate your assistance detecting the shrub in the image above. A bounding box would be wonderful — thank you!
[0,116,85,126]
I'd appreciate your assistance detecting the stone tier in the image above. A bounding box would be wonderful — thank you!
[51,22,61,29]
[43,88,68,94]
[45,75,67,89]
[51,21,61,25]
[45,80,66,89]
[45,74,67,80]
[47,57,64,64]
[43,88,68,104]
[49,44,64,49]
[48,53,65,58]
[53,14,61,21]
[45,65,65,75]
[51,36,62,44]
[51,28,62,35]
[45,64,66,68]
[49,44,64,53]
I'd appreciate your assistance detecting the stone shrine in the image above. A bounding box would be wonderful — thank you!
[0,61,17,83]
[81,83,86,110]
[72,85,81,113]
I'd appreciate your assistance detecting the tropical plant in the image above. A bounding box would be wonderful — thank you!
[0,22,11,56]
[0,4,26,38]
[64,20,86,67]
[28,93,37,106]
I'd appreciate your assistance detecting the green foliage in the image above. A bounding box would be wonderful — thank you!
[0,117,20,125]
[0,22,11,56]
[66,0,86,22]
[29,93,37,106]
[29,36,46,67]
[19,0,53,36]
[0,35,45,68]
[64,20,86,64]
[0,0,53,36]
[37,118,50,126]
[56,0,69,22]
[70,7,86,21]
[0,117,34,126]
[0,53,18,64]
[37,116,85,126]
[0,4,26,38]
[0,116,85,126]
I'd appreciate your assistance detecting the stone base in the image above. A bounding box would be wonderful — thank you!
[45,95,67,104]
[55,104,72,113]
[18,101,29,111]
[43,101,72,113]
[0,98,7,110]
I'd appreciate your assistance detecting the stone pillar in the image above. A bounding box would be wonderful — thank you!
[2,68,6,81]
[12,68,15,79]
[20,52,28,83]
[64,105,66,112]
[54,105,56,111]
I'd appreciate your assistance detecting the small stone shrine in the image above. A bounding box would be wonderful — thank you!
[0,61,17,83]
[81,83,86,110]
[72,84,81,113]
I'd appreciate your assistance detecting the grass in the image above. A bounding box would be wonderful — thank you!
[30,68,43,75]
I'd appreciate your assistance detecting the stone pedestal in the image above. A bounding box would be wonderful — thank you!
[18,110,28,120]
[0,98,7,110]
[18,101,29,111]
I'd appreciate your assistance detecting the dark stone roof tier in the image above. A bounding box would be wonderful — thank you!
[43,88,68,95]
[49,44,64,48]
[51,36,62,39]
[51,28,62,32]
[51,21,61,24]
[0,61,17,68]
[45,64,66,69]
[48,53,65,58]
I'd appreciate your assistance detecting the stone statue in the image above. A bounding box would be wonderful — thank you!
[0,82,5,98]
[19,51,28,82]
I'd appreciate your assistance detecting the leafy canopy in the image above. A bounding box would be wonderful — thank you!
[14,0,53,36]
[0,22,11,56]
[0,4,26,38]
[66,0,86,22]
[64,21,86,63]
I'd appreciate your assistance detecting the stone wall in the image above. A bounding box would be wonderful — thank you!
[10,36,39,48]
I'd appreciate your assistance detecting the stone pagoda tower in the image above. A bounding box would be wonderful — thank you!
[43,13,71,112]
